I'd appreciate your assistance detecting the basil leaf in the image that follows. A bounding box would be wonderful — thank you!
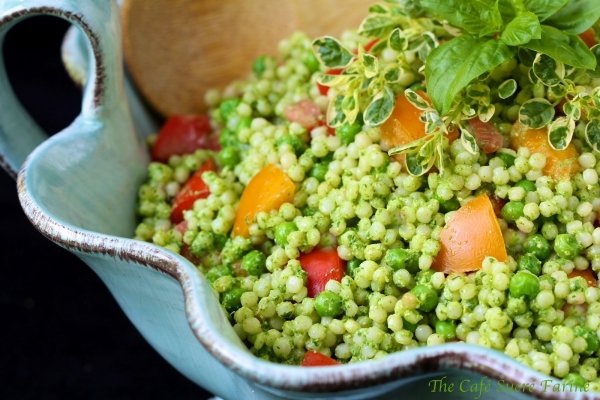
[500,12,541,46]
[523,0,569,21]
[523,25,596,70]
[312,37,353,69]
[585,119,600,152]
[364,86,395,127]
[545,0,600,34]
[425,35,516,114]
[498,79,518,99]
[548,116,575,150]
[420,0,503,36]
[519,98,555,128]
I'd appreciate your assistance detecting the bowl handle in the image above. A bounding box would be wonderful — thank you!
[0,0,122,179]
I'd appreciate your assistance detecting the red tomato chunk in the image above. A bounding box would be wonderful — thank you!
[299,248,346,297]
[170,158,217,223]
[301,350,339,366]
[152,115,220,162]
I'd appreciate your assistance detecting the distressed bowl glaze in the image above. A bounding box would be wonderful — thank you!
[0,1,597,399]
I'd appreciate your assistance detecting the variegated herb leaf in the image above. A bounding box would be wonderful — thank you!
[498,79,518,99]
[359,14,402,37]
[563,101,581,121]
[317,73,353,88]
[383,65,401,83]
[389,28,407,52]
[388,136,427,156]
[585,119,600,152]
[312,37,354,69]
[327,95,348,128]
[460,126,479,155]
[364,86,396,127]
[532,53,565,87]
[548,116,575,150]
[404,88,430,110]
[362,53,379,79]
[519,98,555,128]
[405,148,432,176]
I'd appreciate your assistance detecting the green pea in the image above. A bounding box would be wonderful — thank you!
[524,234,551,261]
[190,231,214,255]
[217,146,241,168]
[563,373,587,389]
[515,179,536,192]
[274,222,297,247]
[501,201,525,222]
[347,259,361,278]
[409,81,426,92]
[436,195,460,213]
[303,207,318,216]
[310,162,329,182]
[575,326,600,356]
[222,287,245,312]
[205,265,233,283]
[509,271,540,299]
[384,248,419,273]
[252,55,267,77]
[219,98,241,121]
[336,121,362,145]
[517,253,541,275]
[276,134,307,155]
[214,234,228,250]
[496,150,516,167]
[302,51,320,73]
[241,250,267,276]
[403,319,417,333]
[237,116,252,132]
[435,320,456,340]
[314,290,343,317]
[554,234,582,260]
[220,128,238,148]
[411,284,439,312]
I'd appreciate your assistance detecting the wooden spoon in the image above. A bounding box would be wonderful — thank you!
[121,0,372,116]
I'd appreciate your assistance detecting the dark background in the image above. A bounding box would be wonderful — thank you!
[0,17,213,400]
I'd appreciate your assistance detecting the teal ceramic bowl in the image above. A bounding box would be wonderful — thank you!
[0,1,596,399]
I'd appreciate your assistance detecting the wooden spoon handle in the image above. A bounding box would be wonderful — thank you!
[122,0,372,116]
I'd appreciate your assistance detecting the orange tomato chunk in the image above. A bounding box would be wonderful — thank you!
[381,91,457,162]
[232,164,296,237]
[510,124,579,180]
[433,194,507,273]
[568,268,597,287]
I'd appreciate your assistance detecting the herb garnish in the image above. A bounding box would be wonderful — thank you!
[312,0,600,175]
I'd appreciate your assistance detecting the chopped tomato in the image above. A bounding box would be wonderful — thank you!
[301,350,339,366]
[468,118,504,154]
[568,268,597,287]
[170,158,217,223]
[510,123,579,180]
[433,194,507,273]
[317,68,343,96]
[284,99,323,130]
[232,164,296,237]
[489,193,507,218]
[580,28,597,48]
[299,248,345,297]
[152,115,220,162]
[380,91,460,163]
[317,120,336,136]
